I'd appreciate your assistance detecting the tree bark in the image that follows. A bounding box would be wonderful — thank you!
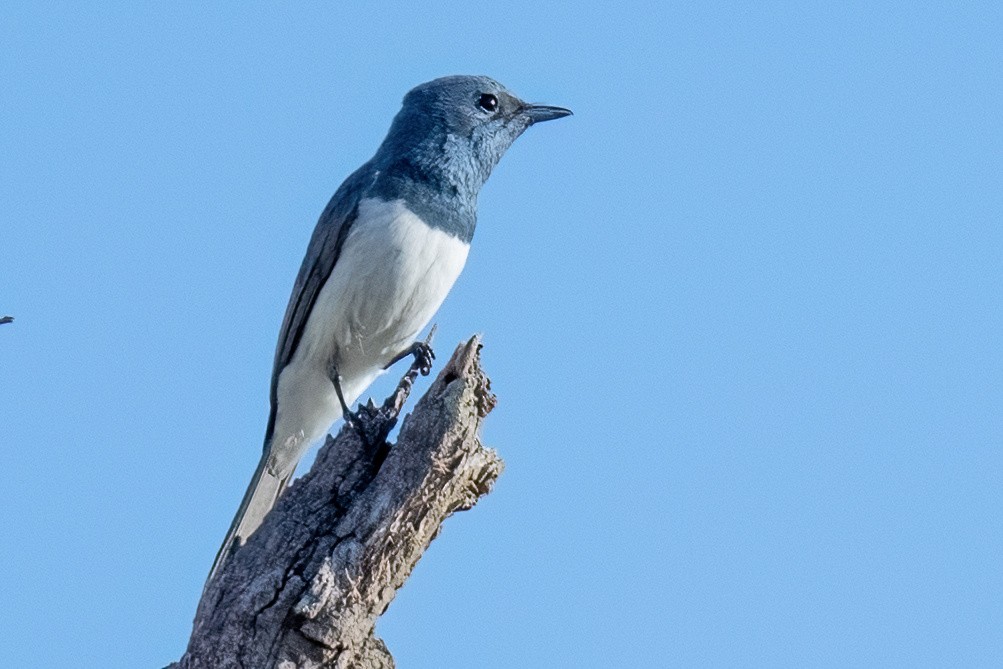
[170,336,502,669]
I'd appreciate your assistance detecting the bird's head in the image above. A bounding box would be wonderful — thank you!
[374,75,571,195]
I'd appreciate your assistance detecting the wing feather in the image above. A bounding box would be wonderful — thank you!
[262,177,366,447]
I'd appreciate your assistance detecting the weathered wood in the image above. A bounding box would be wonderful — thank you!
[172,336,501,669]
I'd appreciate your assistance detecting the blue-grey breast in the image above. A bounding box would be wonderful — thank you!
[208,75,571,583]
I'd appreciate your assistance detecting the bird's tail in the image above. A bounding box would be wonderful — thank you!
[205,450,290,587]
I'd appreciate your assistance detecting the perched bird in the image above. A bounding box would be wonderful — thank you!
[208,75,571,582]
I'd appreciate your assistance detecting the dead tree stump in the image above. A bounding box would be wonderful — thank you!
[171,336,502,669]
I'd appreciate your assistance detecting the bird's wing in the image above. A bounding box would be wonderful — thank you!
[263,182,364,447]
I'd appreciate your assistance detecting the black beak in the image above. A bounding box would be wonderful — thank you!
[522,104,573,124]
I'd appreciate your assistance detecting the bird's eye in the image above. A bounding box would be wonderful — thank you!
[477,93,498,113]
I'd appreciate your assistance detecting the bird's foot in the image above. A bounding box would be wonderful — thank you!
[348,399,396,447]
[340,405,362,432]
[385,340,435,376]
[339,329,438,449]
[355,332,439,447]
[332,371,377,445]
[337,375,416,449]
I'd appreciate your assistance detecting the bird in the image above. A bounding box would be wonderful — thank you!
[207,75,571,583]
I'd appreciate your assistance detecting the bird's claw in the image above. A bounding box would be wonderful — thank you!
[343,336,437,449]
[347,399,393,448]
[384,340,436,376]
[412,341,435,376]
[341,407,361,432]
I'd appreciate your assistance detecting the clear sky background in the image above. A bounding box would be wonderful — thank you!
[2,2,1000,667]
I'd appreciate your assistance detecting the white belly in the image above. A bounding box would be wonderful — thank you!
[268,197,469,475]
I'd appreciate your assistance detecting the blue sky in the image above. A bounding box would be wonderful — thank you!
[2,2,1000,667]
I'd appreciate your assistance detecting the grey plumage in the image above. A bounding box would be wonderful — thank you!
[207,76,570,585]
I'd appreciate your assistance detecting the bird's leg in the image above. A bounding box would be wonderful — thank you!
[329,362,398,447]
[384,340,435,376]
[384,323,437,376]
[361,330,441,445]
[332,329,438,448]
[331,369,361,432]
